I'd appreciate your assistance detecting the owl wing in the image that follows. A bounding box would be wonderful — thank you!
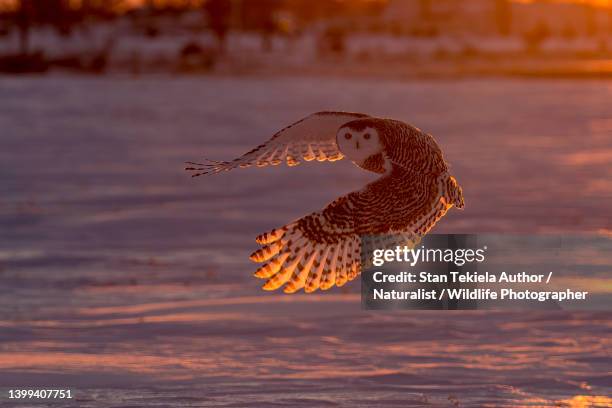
[186,111,369,177]
[250,170,454,294]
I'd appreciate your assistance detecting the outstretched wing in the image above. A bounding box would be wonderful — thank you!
[186,111,369,177]
[251,194,369,294]
[250,169,455,294]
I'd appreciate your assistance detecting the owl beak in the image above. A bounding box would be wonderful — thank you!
[355,141,360,149]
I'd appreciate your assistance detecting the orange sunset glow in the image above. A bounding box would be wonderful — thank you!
[0,0,610,404]
[1,0,612,12]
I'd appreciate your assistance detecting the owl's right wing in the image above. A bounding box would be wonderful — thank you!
[186,111,369,176]
[249,173,449,294]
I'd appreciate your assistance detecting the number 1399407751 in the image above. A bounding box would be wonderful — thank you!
[8,389,73,399]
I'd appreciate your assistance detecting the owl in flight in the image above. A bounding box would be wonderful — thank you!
[186,112,464,294]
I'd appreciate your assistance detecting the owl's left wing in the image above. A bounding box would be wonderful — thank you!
[251,191,367,294]
[186,111,369,177]
[250,172,452,294]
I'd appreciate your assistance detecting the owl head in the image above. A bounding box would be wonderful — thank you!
[337,117,448,176]
[336,119,385,167]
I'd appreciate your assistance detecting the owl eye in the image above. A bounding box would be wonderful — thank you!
[363,133,371,140]
[344,133,352,140]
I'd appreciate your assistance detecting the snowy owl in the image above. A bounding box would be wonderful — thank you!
[186,112,464,293]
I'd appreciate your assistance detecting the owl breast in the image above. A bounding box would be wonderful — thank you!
[359,153,390,174]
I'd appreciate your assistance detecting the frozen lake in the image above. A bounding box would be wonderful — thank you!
[0,76,610,407]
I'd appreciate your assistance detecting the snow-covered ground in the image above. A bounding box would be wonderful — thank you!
[0,76,610,406]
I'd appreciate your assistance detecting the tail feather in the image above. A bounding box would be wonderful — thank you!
[447,175,464,209]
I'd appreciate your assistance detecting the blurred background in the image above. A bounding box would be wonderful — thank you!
[1,1,611,407]
[0,0,612,77]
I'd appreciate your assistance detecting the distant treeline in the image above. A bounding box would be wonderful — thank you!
[0,0,384,54]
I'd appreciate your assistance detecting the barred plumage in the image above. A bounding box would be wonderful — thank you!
[188,112,464,293]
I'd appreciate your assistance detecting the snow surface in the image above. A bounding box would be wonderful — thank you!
[0,76,610,407]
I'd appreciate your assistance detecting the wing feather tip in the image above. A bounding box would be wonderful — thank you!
[249,244,282,262]
[253,266,269,278]
[320,281,334,291]
[262,276,287,291]
[283,284,299,294]
[261,283,276,291]
[255,228,286,244]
